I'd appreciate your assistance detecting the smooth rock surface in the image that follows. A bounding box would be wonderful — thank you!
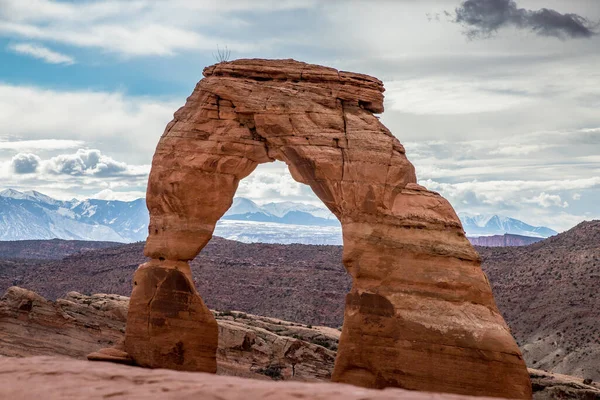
[0,356,499,400]
[125,58,531,398]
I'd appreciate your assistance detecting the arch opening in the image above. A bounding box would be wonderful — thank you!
[199,160,348,327]
[110,59,531,399]
[214,161,343,245]
[182,161,350,381]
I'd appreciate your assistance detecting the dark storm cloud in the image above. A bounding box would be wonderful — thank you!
[451,0,597,39]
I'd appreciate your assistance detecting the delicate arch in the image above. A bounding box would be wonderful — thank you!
[119,60,531,399]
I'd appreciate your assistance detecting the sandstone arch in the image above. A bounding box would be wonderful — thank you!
[122,59,531,398]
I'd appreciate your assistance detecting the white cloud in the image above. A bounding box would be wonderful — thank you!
[0,148,150,201]
[0,0,597,233]
[0,83,177,164]
[0,0,314,57]
[0,21,222,57]
[236,162,309,202]
[0,0,315,23]
[43,149,149,177]
[423,178,600,204]
[0,139,84,151]
[524,192,569,208]
[0,0,147,23]
[8,42,74,64]
[91,188,146,201]
[488,143,555,156]
[11,153,41,174]
[573,193,582,200]
[421,177,600,231]
[385,78,531,115]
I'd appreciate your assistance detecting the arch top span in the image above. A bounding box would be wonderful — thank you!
[202,58,385,113]
[145,59,427,261]
[119,59,531,399]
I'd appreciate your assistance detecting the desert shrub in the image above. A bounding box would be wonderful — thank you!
[258,364,283,380]
[311,337,331,349]
[213,45,231,63]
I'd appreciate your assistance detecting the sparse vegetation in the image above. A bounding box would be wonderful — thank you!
[257,364,283,380]
[213,45,231,63]
[311,337,332,349]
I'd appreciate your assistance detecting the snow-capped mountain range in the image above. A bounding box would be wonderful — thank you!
[0,189,147,242]
[458,212,557,238]
[222,198,339,226]
[0,189,557,243]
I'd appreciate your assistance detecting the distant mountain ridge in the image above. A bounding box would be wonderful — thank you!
[0,189,147,242]
[459,212,557,238]
[0,189,557,244]
[0,190,341,243]
[222,198,339,227]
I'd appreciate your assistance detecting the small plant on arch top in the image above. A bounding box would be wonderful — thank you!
[213,45,231,63]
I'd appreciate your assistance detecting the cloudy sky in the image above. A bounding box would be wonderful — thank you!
[0,0,599,231]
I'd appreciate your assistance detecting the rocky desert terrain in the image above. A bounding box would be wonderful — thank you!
[0,286,338,381]
[0,221,599,383]
[0,238,350,327]
[479,220,600,382]
[0,239,121,260]
[1,286,599,399]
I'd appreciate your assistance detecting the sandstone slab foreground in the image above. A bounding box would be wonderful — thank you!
[116,59,531,399]
[0,356,500,400]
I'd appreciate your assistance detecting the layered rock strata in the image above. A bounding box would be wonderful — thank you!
[0,287,127,359]
[0,287,337,381]
[120,59,531,398]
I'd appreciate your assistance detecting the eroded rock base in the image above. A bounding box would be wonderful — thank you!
[123,261,218,372]
[87,346,134,365]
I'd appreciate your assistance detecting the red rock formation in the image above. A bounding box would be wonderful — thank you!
[112,59,530,399]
